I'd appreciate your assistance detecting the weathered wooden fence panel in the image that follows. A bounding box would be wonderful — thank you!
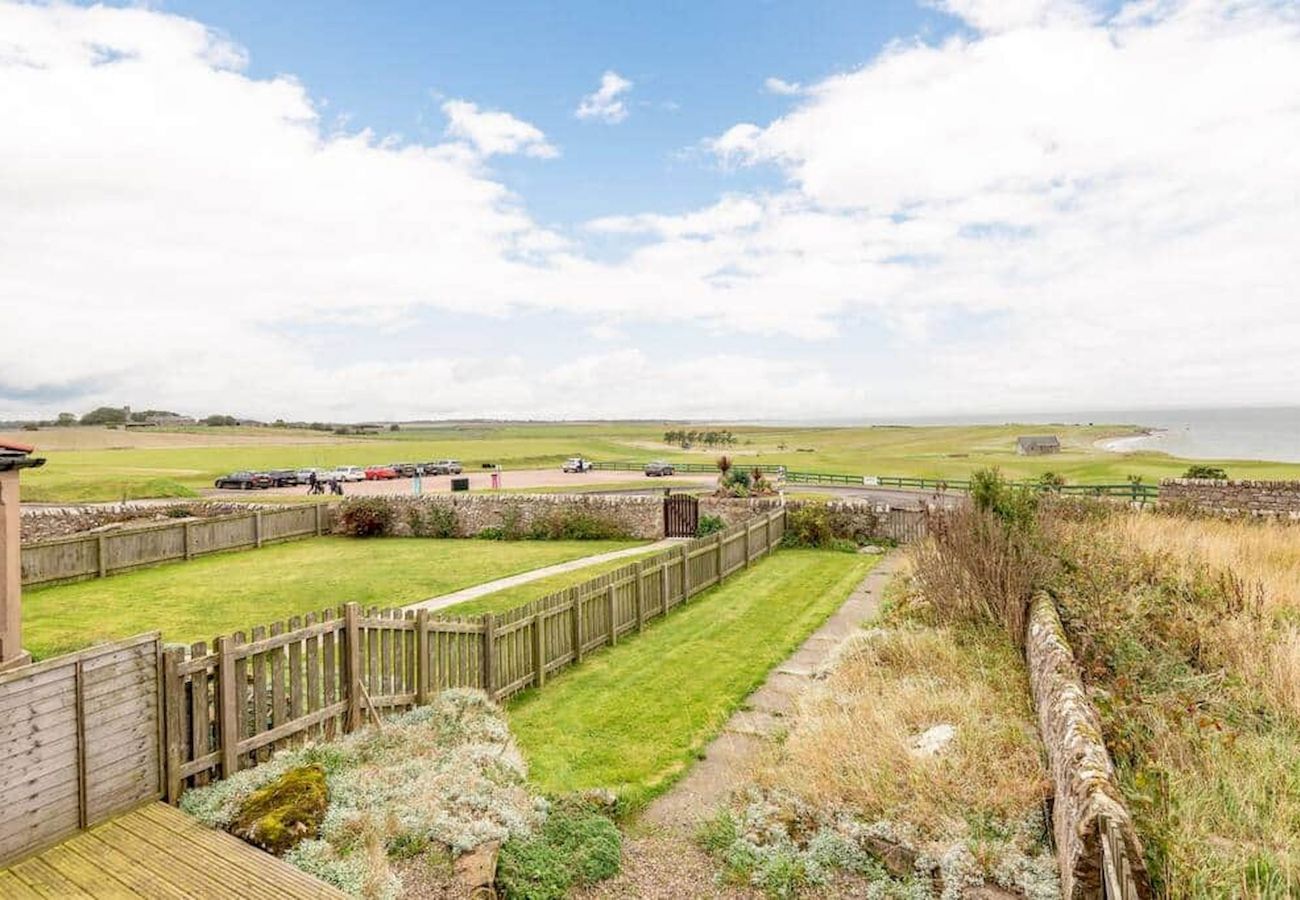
[161,509,787,796]
[0,634,163,867]
[21,504,333,587]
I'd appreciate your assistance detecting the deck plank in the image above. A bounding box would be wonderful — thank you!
[0,803,347,898]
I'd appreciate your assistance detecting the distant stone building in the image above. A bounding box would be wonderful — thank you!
[1017,435,1061,455]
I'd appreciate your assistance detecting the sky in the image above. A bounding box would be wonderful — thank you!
[1,0,1298,423]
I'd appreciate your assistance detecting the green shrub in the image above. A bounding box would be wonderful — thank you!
[970,467,1038,531]
[407,503,457,538]
[1183,464,1228,480]
[529,509,628,541]
[782,504,863,551]
[1036,471,1065,491]
[336,498,395,537]
[497,798,622,900]
[696,514,726,537]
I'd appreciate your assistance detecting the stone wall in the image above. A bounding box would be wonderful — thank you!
[338,494,665,540]
[1025,593,1151,898]
[1158,477,1300,518]
[700,497,926,544]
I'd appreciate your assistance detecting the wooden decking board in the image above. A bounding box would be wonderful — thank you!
[8,855,97,897]
[0,804,347,898]
[115,813,326,900]
[106,818,285,900]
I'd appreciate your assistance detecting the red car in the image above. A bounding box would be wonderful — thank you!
[364,465,398,480]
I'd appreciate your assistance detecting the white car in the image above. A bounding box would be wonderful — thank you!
[337,465,366,482]
[563,457,592,473]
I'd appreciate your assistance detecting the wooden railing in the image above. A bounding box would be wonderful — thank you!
[162,509,786,797]
[21,503,334,587]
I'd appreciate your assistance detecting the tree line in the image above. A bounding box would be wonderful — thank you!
[663,428,738,448]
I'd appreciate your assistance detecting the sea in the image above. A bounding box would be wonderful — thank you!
[789,407,1300,465]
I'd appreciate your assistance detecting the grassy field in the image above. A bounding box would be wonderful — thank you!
[505,548,878,813]
[11,420,1300,503]
[22,537,641,659]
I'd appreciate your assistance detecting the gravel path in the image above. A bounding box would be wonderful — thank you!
[403,538,684,614]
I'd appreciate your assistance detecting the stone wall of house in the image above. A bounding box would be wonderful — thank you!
[338,494,665,540]
[1159,478,1300,518]
[1025,593,1151,898]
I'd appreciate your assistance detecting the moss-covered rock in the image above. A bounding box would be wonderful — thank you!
[231,764,328,856]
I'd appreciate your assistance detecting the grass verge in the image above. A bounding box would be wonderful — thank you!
[440,549,664,617]
[23,536,641,658]
[506,548,878,814]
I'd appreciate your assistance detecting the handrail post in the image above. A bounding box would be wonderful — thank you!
[162,647,184,803]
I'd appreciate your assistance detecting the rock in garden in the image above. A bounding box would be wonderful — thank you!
[454,839,501,892]
[230,764,328,856]
[908,723,956,758]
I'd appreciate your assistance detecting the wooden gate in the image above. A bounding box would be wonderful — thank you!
[0,634,164,866]
[664,494,699,537]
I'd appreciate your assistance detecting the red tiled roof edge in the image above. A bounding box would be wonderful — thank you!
[0,440,35,454]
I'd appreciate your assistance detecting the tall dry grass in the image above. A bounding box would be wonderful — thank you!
[1093,514,1300,724]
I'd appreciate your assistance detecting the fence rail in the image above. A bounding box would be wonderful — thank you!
[162,509,786,797]
[20,504,334,587]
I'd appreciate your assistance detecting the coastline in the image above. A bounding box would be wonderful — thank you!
[1095,428,1165,454]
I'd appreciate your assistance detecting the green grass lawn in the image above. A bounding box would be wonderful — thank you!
[506,548,879,813]
[442,549,664,617]
[15,420,1300,503]
[22,537,641,659]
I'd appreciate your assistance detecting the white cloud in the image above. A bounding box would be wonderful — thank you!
[4,0,1300,421]
[575,70,632,123]
[441,99,557,158]
[928,0,1096,33]
[763,76,803,95]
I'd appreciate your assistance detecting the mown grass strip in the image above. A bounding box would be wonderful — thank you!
[507,548,879,813]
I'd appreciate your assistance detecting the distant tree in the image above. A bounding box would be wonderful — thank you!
[21,423,39,431]
[389,423,401,432]
[202,414,239,427]
[1183,465,1227,480]
[55,412,77,427]
[129,409,181,423]
[80,406,128,425]
[1037,471,1066,491]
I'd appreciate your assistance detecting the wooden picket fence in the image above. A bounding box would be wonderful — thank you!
[162,509,786,798]
[21,503,334,587]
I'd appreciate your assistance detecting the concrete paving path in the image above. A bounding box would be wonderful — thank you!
[404,537,685,614]
[642,550,904,831]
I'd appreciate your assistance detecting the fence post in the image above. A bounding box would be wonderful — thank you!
[532,613,545,689]
[415,608,429,706]
[314,503,323,536]
[97,534,107,578]
[343,603,362,733]
[254,511,263,548]
[744,522,752,567]
[682,544,691,599]
[571,589,584,663]
[660,561,670,616]
[163,648,184,803]
[634,564,645,632]
[715,532,724,583]
[217,636,239,779]
[606,585,617,646]
[74,659,87,828]
[483,613,497,698]
[183,521,193,561]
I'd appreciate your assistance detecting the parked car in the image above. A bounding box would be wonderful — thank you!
[416,461,441,476]
[422,459,463,475]
[337,465,366,482]
[365,465,398,480]
[563,457,593,473]
[389,462,418,478]
[294,468,322,485]
[644,461,675,477]
[439,459,463,475]
[214,471,271,490]
[266,469,297,487]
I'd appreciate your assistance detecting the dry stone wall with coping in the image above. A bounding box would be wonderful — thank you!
[1158,478,1300,518]
[1025,593,1151,898]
